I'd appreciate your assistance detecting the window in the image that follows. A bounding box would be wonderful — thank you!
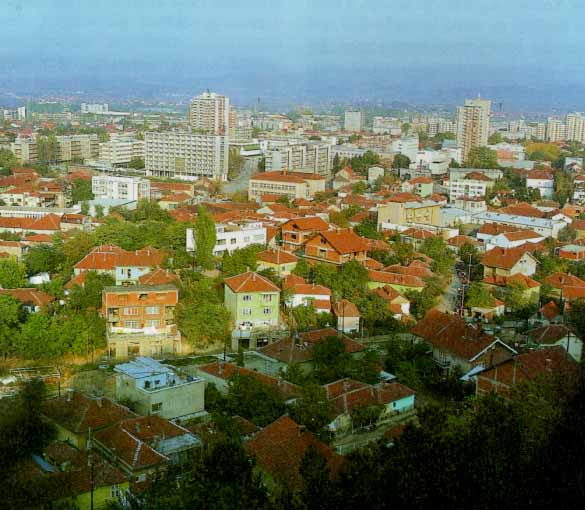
[230,238,237,245]
[242,295,252,301]
[110,485,120,498]
[124,307,139,315]
[242,308,252,316]
[262,294,273,302]
[146,319,160,327]
[124,320,139,328]
[263,307,272,315]
[145,306,160,315]
[144,380,151,389]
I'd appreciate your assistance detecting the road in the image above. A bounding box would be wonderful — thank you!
[223,157,260,194]
[438,268,463,313]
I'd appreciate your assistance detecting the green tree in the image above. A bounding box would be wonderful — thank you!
[228,148,245,179]
[354,218,383,240]
[289,383,334,439]
[221,244,263,278]
[465,146,498,168]
[0,148,18,171]
[488,132,503,144]
[128,157,145,169]
[465,283,495,308]
[194,206,216,269]
[0,259,27,288]
[23,243,65,276]
[68,271,115,311]
[71,178,94,203]
[392,154,411,169]
[0,295,20,357]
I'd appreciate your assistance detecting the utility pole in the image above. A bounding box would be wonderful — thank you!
[88,428,95,510]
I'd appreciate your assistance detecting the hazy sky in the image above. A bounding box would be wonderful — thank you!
[0,0,583,109]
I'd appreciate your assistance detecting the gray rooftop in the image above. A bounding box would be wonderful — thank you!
[114,356,174,378]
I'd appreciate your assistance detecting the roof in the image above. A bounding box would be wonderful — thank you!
[372,284,407,303]
[412,310,514,361]
[287,282,332,296]
[332,299,360,317]
[138,268,180,286]
[482,273,541,289]
[281,216,330,232]
[250,171,325,183]
[464,171,492,181]
[478,223,521,236]
[0,288,55,307]
[245,416,344,488]
[368,270,425,288]
[447,235,481,248]
[527,325,578,345]
[256,249,298,265]
[481,247,538,270]
[224,271,280,293]
[540,301,562,321]
[401,228,436,241]
[527,169,554,180]
[316,229,368,254]
[75,245,166,271]
[503,230,543,241]
[384,263,433,279]
[43,392,135,434]
[409,176,433,184]
[544,272,585,290]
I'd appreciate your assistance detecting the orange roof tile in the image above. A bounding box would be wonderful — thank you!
[224,271,280,293]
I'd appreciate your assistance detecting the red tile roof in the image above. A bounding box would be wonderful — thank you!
[332,298,360,317]
[318,229,368,254]
[282,216,330,232]
[224,271,280,293]
[503,230,543,241]
[245,416,344,488]
[251,171,325,183]
[482,273,541,289]
[0,288,55,307]
[481,247,538,270]
[138,268,179,286]
[539,300,562,321]
[527,325,577,345]
[544,272,585,290]
[256,249,298,265]
[74,245,166,272]
[368,270,425,288]
[384,263,433,278]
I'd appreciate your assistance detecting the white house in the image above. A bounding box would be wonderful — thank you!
[526,325,583,362]
[186,222,266,256]
[471,211,570,239]
[92,175,151,201]
[485,230,545,251]
[449,171,493,202]
[526,169,554,199]
[285,281,332,313]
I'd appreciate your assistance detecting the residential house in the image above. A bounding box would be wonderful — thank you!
[303,229,368,265]
[471,211,569,238]
[281,216,330,253]
[482,273,541,303]
[371,285,410,319]
[412,310,516,373]
[332,167,366,190]
[283,275,332,313]
[367,270,426,294]
[485,230,545,251]
[376,193,441,228]
[449,171,493,201]
[476,346,579,399]
[186,222,266,256]
[526,168,555,199]
[256,249,298,276]
[224,271,281,330]
[481,247,539,277]
[332,299,360,333]
[558,243,585,261]
[0,288,55,312]
[543,272,585,297]
[102,284,181,359]
[525,325,583,361]
[402,176,434,198]
[245,416,344,489]
[114,357,205,420]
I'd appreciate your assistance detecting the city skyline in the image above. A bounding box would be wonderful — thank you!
[1,1,584,110]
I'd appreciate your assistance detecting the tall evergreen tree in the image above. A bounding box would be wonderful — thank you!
[194,206,216,269]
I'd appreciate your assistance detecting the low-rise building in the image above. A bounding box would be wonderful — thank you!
[186,222,266,256]
[303,229,368,265]
[481,247,539,277]
[281,216,330,253]
[526,168,555,199]
[256,249,298,276]
[92,175,151,201]
[248,171,326,201]
[114,357,205,420]
[332,299,360,333]
[377,193,441,228]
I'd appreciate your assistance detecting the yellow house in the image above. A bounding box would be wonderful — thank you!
[256,248,298,276]
[367,270,425,294]
[376,193,442,228]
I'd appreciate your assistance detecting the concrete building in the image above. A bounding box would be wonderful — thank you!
[186,222,266,256]
[449,171,494,201]
[546,117,566,142]
[264,142,331,178]
[526,168,555,199]
[145,131,229,181]
[188,91,230,135]
[471,211,570,239]
[391,136,420,162]
[372,116,401,135]
[102,284,181,359]
[98,136,145,166]
[248,171,326,200]
[92,175,151,201]
[377,193,442,228]
[456,98,491,161]
[566,112,585,143]
[81,103,109,114]
[10,134,99,164]
[330,144,368,161]
[114,357,205,420]
[344,110,365,132]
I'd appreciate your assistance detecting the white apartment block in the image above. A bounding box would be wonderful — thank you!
[253,114,293,131]
[10,134,99,164]
[449,175,492,202]
[99,137,145,166]
[189,92,229,135]
[145,131,229,181]
[391,136,420,162]
[372,116,401,135]
[265,142,331,177]
[186,222,266,256]
[546,118,566,142]
[566,113,585,143]
[344,110,365,132]
[427,117,456,137]
[330,144,368,161]
[81,103,109,114]
[456,98,491,161]
[92,175,151,201]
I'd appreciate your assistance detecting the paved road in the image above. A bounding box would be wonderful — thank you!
[438,268,462,313]
[223,157,260,194]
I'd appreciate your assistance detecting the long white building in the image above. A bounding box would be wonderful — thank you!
[145,131,229,181]
[92,175,151,201]
[186,222,266,256]
[99,136,145,166]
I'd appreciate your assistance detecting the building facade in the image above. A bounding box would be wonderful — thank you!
[456,98,491,161]
[344,110,365,132]
[188,91,230,135]
[92,175,151,201]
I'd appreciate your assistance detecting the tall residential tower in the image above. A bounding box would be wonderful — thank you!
[188,91,230,135]
[456,98,491,161]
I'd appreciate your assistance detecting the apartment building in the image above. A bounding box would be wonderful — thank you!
[81,103,109,114]
[377,193,442,228]
[248,171,326,200]
[456,98,491,161]
[99,136,145,166]
[566,113,585,143]
[144,131,229,181]
[102,284,181,359]
[188,91,230,135]
[449,171,494,201]
[10,134,99,164]
[264,142,331,177]
[546,118,566,142]
[344,110,365,132]
[186,221,266,256]
[92,175,151,201]
[372,116,401,135]
[427,117,456,137]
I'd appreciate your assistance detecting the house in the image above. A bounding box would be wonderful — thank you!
[258,328,365,370]
[333,167,366,190]
[476,346,579,399]
[138,268,180,286]
[102,285,181,359]
[543,272,585,297]
[186,222,266,257]
[248,171,326,201]
[94,415,201,485]
[42,392,136,449]
[303,229,368,265]
[470,297,505,320]
[0,239,28,259]
[332,299,360,333]
[224,271,280,330]
[399,227,436,250]
[557,243,585,261]
[323,378,416,434]
[525,325,583,362]
[449,171,493,201]
[256,249,298,276]
[481,247,538,277]
[367,270,426,294]
[245,416,344,488]
[281,216,330,253]
[485,230,545,251]
[0,288,55,312]
[526,168,555,199]
[402,176,434,198]
[376,193,441,228]
[482,273,541,303]
[471,211,569,239]
[371,285,410,319]
[114,357,205,420]
[384,261,434,279]
[283,275,332,313]
[412,310,516,373]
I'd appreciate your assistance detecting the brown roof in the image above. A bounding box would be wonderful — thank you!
[332,299,360,318]
[409,176,433,184]
[464,171,492,181]
[0,288,55,307]
[503,230,543,241]
[384,263,433,278]
[74,245,166,271]
[138,268,179,286]
[372,284,407,303]
[282,216,330,232]
[287,282,331,296]
[224,271,280,293]
[43,392,135,434]
[384,192,422,203]
[412,310,512,361]
[478,223,521,236]
[527,169,554,180]
[401,228,436,240]
[368,270,425,288]
[482,273,541,289]
[540,300,562,321]
[527,325,578,345]
[256,249,298,265]
[251,171,325,183]
[317,229,368,254]
[447,235,481,248]
[245,416,344,488]
[481,247,537,270]
[544,272,585,290]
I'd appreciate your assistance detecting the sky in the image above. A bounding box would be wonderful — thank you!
[0,0,583,110]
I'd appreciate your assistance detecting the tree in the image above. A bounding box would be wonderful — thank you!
[225,374,285,426]
[420,237,454,275]
[465,283,495,308]
[0,295,20,357]
[458,243,482,280]
[351,181,367,194]
[221,245,263,278]
[392,154,411,169]
[312,336,352,384]
[228,148,245,179]
[465,146,498,168]
[354,218,383,240]
[0,259,27,288]
[23,243,65,275]
[289,383,335,438]
[68,271,115,311]
[194,206,216,269]
[0,148,18,171]
[94,204,105,218]
[71,178,94,203]
[128,157,145,169]
[488,132,503,144]
[526,142,560,162]
[558,225,577,243]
